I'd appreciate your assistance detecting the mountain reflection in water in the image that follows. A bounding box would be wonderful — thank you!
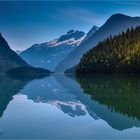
[0,74,140,133]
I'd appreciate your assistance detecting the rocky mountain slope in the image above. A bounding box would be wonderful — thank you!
[20,30,85,71]
[0,33,28,73]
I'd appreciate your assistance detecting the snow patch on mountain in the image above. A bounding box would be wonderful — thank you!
[20,30,86,71]
[31,30,86,48]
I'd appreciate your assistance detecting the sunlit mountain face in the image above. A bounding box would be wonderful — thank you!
[20,30,86,71]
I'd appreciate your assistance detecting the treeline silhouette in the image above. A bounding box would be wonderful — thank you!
[76,26,140,73]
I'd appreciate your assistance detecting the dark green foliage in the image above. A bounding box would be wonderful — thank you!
[76,74,140,120]
[76,26,140,73]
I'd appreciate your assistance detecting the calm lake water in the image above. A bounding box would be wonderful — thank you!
[0,74,140,139]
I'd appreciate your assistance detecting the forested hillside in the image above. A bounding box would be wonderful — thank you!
[55,14,140,73]
[76,26,140,73]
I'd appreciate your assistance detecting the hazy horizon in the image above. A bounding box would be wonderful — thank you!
[0,1,140,51]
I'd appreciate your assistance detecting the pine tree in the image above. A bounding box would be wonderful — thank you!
[76,26,140,74]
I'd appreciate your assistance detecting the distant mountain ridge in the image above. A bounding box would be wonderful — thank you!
[20,30,86,71]
[55,14,140,72]
[0,33,28,73]
[83,25,99,41]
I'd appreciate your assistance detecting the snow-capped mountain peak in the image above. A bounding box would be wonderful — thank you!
[20,29,85,71]
[46,30,85,47]
[67,29,76,35]
[30,30,86,48]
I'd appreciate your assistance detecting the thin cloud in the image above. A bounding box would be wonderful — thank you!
[112,1,140,5]
[57,8,103,26]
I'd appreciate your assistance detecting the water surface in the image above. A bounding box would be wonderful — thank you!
[0,74,140,139]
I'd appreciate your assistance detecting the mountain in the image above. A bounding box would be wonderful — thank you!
[0,33,28,73]
[55,14,140,73]
[20,30,85,71]
[83,25,99,41]
[16,50,22,55]
[76,26,140,73]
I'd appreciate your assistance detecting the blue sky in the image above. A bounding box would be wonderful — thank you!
[0,1,140,50]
